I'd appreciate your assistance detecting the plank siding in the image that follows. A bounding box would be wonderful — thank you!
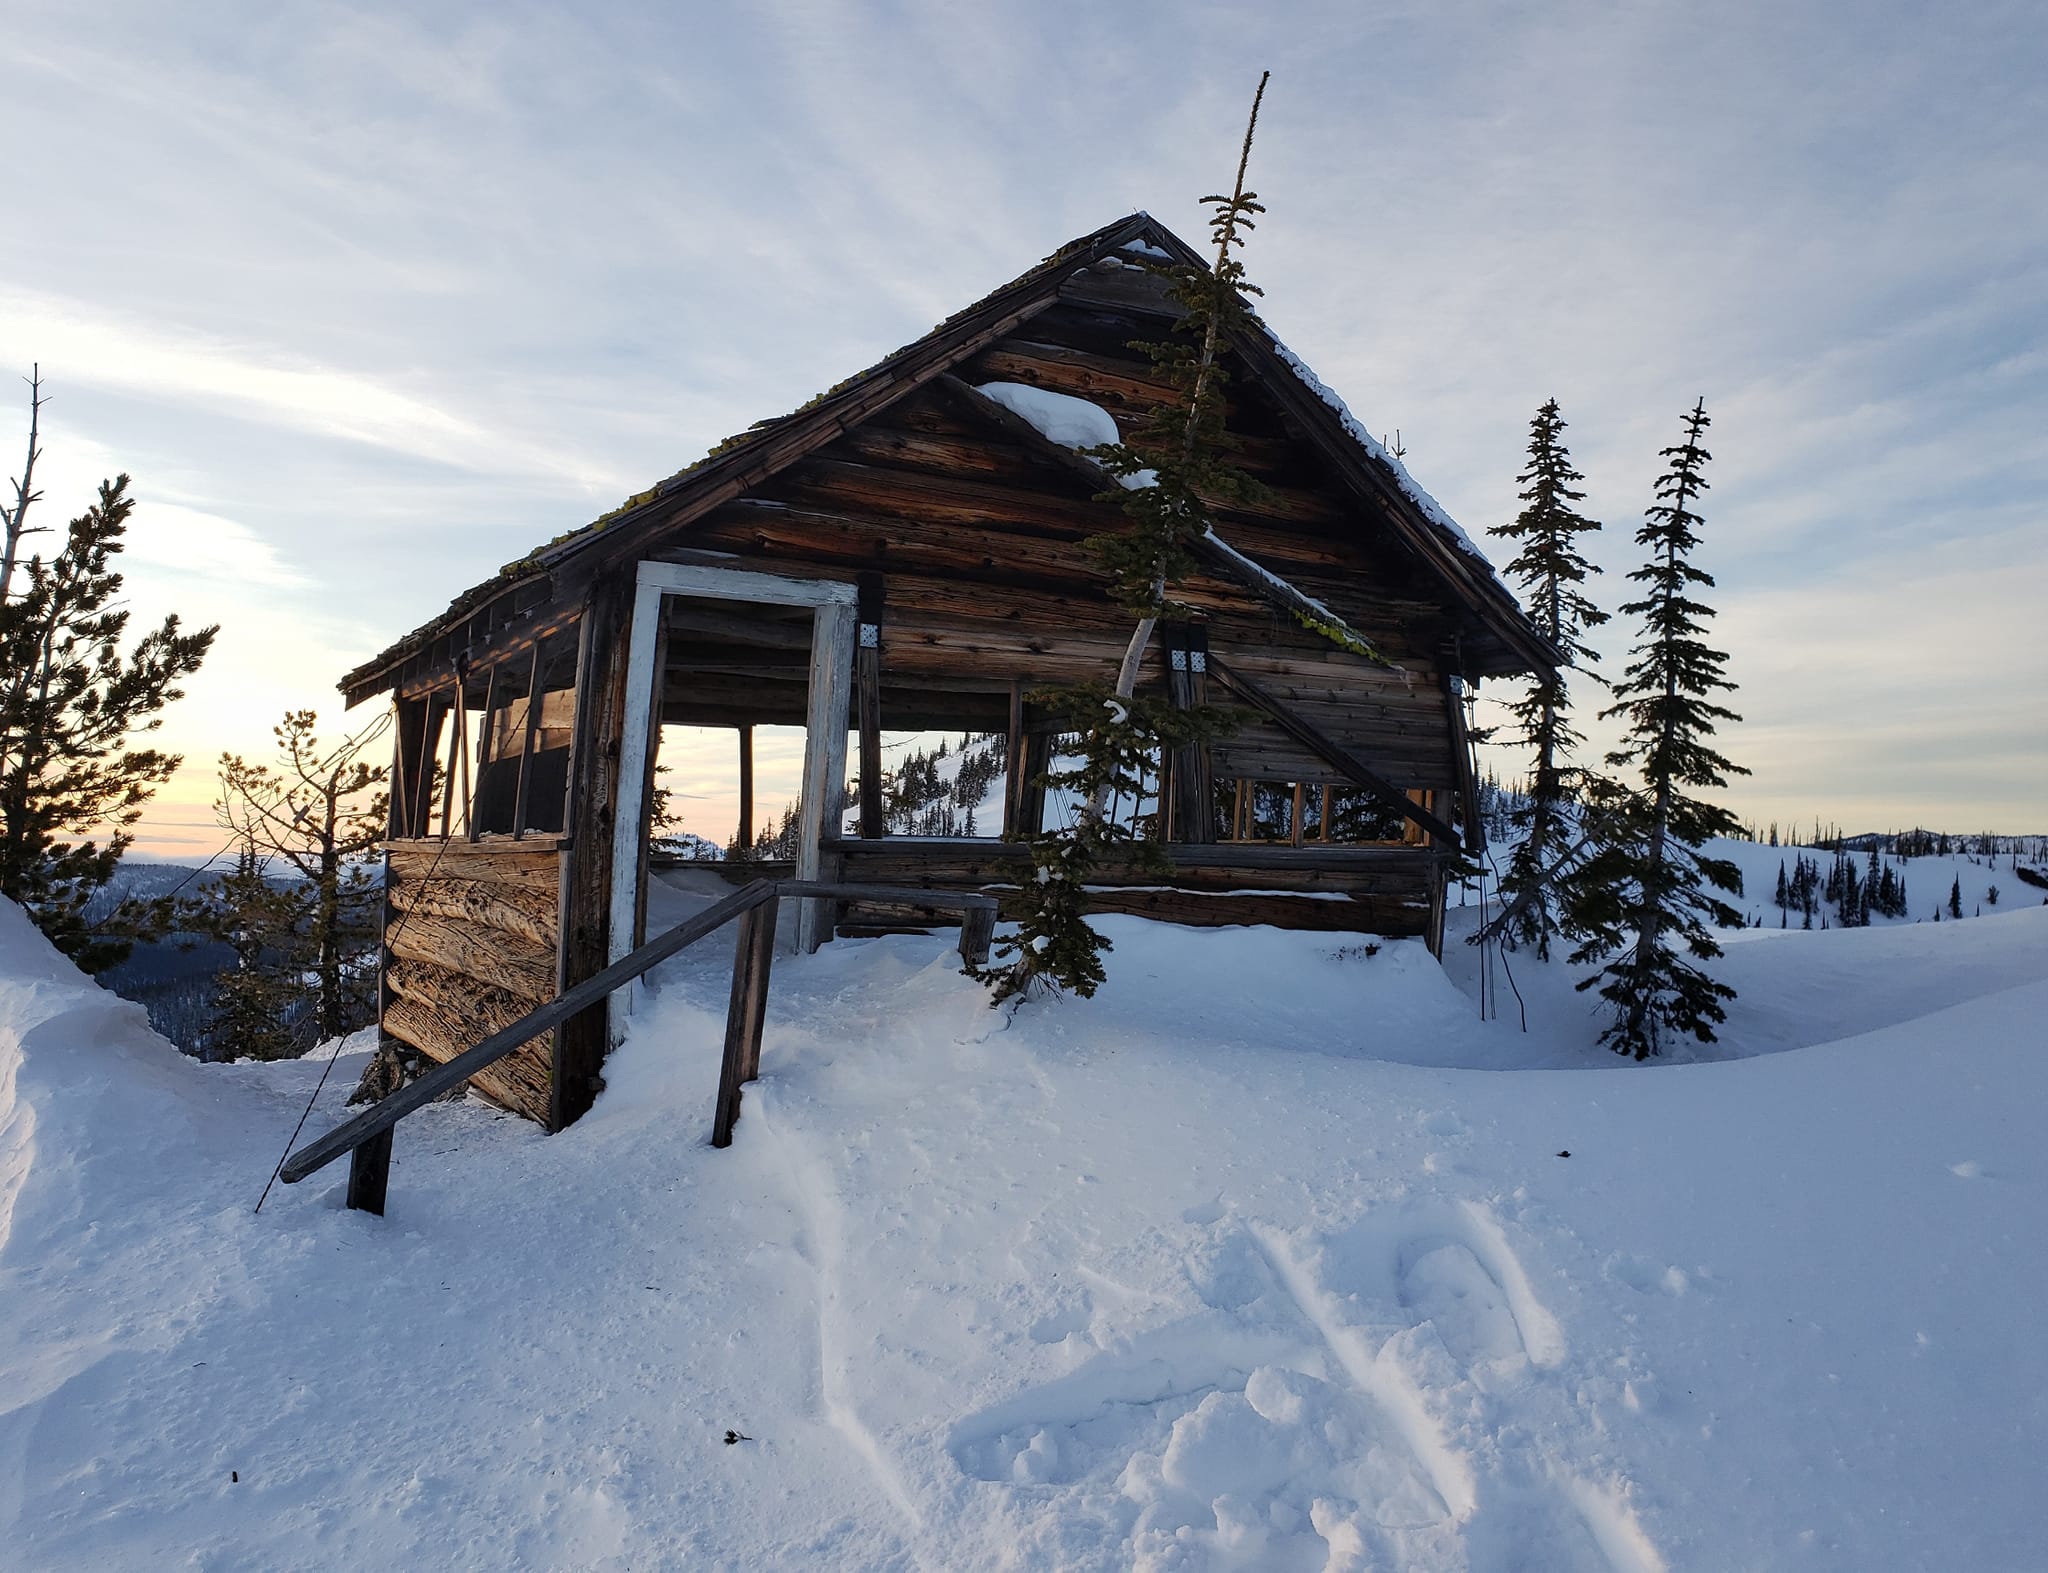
[383,838,563,1123]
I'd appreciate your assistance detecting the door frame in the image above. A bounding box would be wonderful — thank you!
[609,560,858,1039]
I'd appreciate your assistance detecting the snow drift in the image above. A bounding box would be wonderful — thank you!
[0,880,2044,1569]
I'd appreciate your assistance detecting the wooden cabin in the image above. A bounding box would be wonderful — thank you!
[340,213,1559,1131]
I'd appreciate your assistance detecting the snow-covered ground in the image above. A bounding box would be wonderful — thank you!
[1,846,2044,1569]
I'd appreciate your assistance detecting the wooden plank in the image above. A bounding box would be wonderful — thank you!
[385,909,557,1002]
[467,665,497,842]
[1003,681,1025,837]
[384,876,559,949]
[283,878,783,1184]
[856,575,884,839]
[346,1129,393,1215]
[1080,887,1429,933]
[737,725,754,850]
[556,564,636,1130]
[959,903,996,968]
[608,574,668,974]
[387,837,566,889]
[1442,671,1484,856]
[512,639,545,839]
[795,600,856,952]
[383,996,554,1122]
[711,897,779,1148]
[1205,655,1460,846]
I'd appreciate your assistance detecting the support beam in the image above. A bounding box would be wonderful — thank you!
[711,895,779,1147]
[555,566,636,1131]
[795,599,857,952]
[512,639,545,839]
[1442,670,1484,856]
[1163,626,1215,844]
[1204,654,1460,847]
[467,665,497,842]
[737,725,754,850]
[345,1128,393,1215]
[1003,681,1026,838]
[856,574,885,839]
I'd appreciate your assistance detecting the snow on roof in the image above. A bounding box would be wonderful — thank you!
[1256,321,1494,568]
[975,382,1156,490]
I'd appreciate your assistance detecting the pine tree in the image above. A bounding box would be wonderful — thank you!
[1948,874,1963,919]
[984,74,1270,1003]
[1568,400,1747,1058]
[0,462,217,970]
[201,840,305,1061]
[207,710,387,1044]
[1488,399,1608,959]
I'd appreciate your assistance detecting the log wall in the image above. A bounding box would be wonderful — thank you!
[383,837,564,1122]
[827,839,1440,939]
[671,306,1463,798]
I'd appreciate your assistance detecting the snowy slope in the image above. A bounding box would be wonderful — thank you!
[1,889,2045,1569]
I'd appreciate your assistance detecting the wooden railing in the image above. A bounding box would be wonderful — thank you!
[280,879,999,1215]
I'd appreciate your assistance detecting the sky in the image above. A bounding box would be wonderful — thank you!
[5,0,2044,859]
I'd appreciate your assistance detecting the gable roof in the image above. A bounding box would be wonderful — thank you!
[341,214,1556,704]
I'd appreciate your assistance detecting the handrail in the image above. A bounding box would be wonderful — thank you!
[280,878,998,1191]
[280,878,780,1184]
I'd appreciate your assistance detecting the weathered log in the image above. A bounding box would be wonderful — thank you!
[382,995,553,1123]
[385,876,559,950]
[386,837,566,893]
[385,958,557,1056]
[385,909,556,1003]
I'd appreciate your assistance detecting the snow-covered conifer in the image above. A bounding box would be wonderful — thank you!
[1568,400,1747,1058]
[1489,399,1608,959]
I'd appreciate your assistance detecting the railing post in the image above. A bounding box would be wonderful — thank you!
[959,902,997,969]
[712,894,779,1148]
[346,1128,394,1215]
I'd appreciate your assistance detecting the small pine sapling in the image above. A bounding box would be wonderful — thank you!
[985,73,1271,1003]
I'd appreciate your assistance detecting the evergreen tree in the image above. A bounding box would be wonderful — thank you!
[985,75,1270,1003]
[0,466,217,970]
[1568,400,1747,1058]
[1488,399,1608,958]
[201,840,305,1061]
[1948,874,1963,919]
[207,709,387,1045]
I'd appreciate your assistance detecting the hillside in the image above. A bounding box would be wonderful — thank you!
[2,859,2045,1569]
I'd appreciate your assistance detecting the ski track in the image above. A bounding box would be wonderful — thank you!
[752,1085,927,1537]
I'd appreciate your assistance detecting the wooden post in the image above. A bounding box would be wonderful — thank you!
[737,725,754,851]
[439,682,469,839]
[512,639,545,840]
[856,574,885,839]
[633,610,670,952]
[411,695,445,840]
[1018,729,1050,838]
[1164,627,1215,844]
[959,902,996,969]
[1003,681,1026,838]
[794,600,856,952]
[555,566,636,1132]
[389,697,429,839]
[345,1128,393,1215]
[1442,669,1485,856]
[467,665,497,842]
[711,895,779,1147]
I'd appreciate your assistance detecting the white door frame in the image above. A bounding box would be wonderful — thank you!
[609,560,857,1042]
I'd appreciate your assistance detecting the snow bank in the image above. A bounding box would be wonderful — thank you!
[2,890,2045,1568]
